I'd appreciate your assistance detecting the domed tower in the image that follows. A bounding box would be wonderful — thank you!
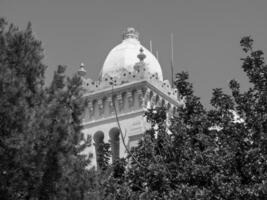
[80,28,182,168]
[101,27,163,81]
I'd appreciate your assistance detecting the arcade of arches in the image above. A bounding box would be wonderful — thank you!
[93,128,120,168]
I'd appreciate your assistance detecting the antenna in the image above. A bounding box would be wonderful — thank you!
[149,40,153,53]
[156,50,159,60]
[97,61,104,81]
[170,33,174,87]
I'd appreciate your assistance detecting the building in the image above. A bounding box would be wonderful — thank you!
[78,28,182,167]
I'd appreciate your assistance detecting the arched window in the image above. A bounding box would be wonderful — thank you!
[109,127,120,163]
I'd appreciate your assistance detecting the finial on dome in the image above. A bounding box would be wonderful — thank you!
[122,27,139,40]
[78,62,86,77]
[134,48,147,74]
[137,48,146,62]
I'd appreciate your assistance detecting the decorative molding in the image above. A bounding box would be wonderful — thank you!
[137,89,143,107]
[88,101,94,117]
[117,94,123,111]
[107,96,114,114]
[143,88,151,107]
[82,109,145,128]
[151,93,157,106]
[127,91,134,108]
[157,96,163,107]
[98,99,104,116]
[83,66,180,104]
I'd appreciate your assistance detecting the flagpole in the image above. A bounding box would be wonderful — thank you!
[170,33,174,87]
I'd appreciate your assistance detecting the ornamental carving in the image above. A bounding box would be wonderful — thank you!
[88,101,94,115]
[117,94,123,111]
[127,91,134,108]
[137,89,143,107]
[157,97,163,107]
[151,94,157,106]
[107,96,114,114]
[143,89,151,107]
[98,99,104,116]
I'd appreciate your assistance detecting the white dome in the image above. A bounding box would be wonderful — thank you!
[101,28,163,81]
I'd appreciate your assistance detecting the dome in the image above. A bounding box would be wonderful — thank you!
[101,28,163,81]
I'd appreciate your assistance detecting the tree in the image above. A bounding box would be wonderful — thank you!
[38,66,92,200]
[0,18,92,200]
[0,18,47,200]
[98,36,267,199]
[206,36,267,199]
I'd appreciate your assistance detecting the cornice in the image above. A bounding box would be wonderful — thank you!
[83,79,181,107]
[82,109,145,128]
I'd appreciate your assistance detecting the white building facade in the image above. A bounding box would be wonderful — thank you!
[79,28,182,167]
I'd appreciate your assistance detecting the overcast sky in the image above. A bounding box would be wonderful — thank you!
[1,0,267,107]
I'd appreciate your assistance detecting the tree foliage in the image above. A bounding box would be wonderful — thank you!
[98,36,267,199]
[0,18,92,200]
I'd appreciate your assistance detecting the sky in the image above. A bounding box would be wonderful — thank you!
[1,0,267,107]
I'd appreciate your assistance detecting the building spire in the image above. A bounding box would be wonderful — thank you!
[78,62,86,77]
[122,27,139,40]
[137,48,146,62]
[134,48,147,74]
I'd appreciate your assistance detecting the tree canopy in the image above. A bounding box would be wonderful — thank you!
[96,36,267,199]
[0,18,92,200]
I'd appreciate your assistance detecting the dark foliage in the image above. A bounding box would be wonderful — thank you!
[0,18,92,200]
[98,36,267,199]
